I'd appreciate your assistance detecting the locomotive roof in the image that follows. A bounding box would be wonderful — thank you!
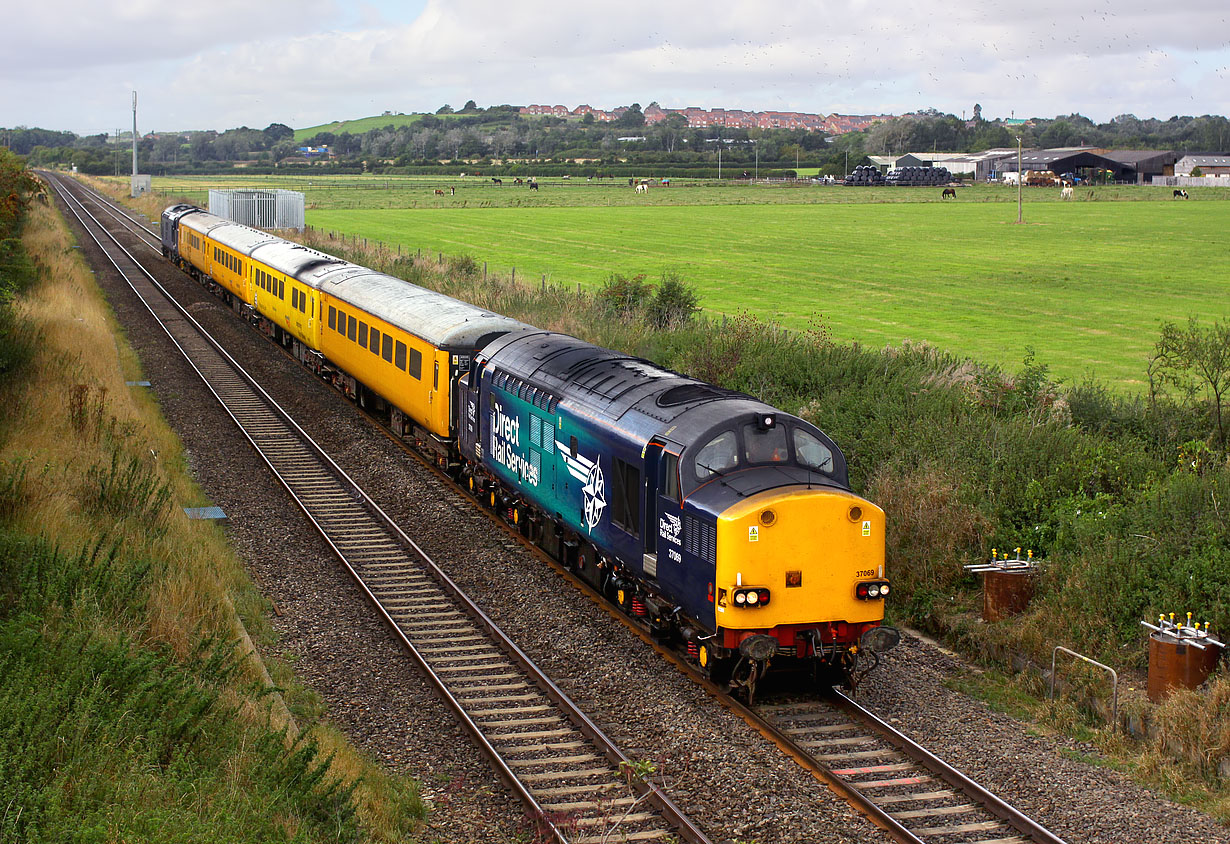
[479,330,850,490]
[480,330,784,436]
[311,264,532,349]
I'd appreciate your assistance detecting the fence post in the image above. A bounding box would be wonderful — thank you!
[511,267,516,284]
[484,262,488,282]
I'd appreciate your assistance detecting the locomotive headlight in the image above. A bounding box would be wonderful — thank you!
[868,584,881,598]
[735,590,747,605]
[880,584,890,596]
[745,590,759,605]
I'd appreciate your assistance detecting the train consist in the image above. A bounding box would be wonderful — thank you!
[161,204,898,694]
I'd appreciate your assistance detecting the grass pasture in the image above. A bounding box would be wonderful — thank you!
[132,172,1230,391]
[306,196,1230,391]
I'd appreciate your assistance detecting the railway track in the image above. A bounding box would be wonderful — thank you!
[743,689,1067,844]
[53,174,1071,844]
[45,173,712,844]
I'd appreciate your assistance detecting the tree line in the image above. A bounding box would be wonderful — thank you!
[7,104,1229,177]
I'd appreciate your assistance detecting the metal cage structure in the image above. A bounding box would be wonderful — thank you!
[208,189,305,231]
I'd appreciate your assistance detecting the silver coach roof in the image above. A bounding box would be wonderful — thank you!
[250,240,347,282]
[180,211,278,255]
[308,264,533,349]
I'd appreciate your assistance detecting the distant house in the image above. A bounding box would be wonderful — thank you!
[1175,154,1230,176]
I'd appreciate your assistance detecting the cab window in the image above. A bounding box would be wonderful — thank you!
[694,430,738,481]
[794,428,834,474]
[743,423,789,464]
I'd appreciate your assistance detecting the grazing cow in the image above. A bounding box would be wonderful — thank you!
[434,189,445,195]
[1060,186,1074,200]
[941,187,956,199]
[491,177,502,186]
[1174,189,1188,199]
[528,181,539,191]
[514,178,524,185]
[635,183,648,193]
[450,187,455,195]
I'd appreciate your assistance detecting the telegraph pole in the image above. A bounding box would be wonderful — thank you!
[132,92,138,181]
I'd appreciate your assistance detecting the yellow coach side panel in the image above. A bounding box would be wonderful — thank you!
[320,295,451,438]
[178,225,208,277]
[250,261,320,350]
[715,488,885,631]
[201,234,251,303]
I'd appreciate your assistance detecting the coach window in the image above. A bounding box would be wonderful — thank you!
[382,334,393,363]
[695,430,738,481]
[408,348,422,379]
[612,458,641,538]
[793,429,834,474]
[358,322,368,347]
[279,279,285,299]
[328,306,336,330]
[395,341,407,370]
[345,315,355,342]
[369,328,380,355]
[433,361,439,390]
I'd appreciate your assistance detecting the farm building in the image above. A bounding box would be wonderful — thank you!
[1009,148,1177,183]
[867,149,1017,181]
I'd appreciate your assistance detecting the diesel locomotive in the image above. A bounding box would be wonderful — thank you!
[161,203,898,694]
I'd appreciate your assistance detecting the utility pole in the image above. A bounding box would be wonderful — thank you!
[1016,136,1023,224]
[132,91,138,182]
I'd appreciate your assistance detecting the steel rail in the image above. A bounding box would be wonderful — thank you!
[47,173,711,844]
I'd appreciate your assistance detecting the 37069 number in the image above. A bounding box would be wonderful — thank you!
[855,569,876,578]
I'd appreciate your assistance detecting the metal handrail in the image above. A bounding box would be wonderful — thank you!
[1050,646,1118,732]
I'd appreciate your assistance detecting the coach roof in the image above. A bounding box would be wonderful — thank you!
[309,264,531,348]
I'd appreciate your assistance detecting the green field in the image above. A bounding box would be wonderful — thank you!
[138,174,1230,391]
[304,195,1229,391]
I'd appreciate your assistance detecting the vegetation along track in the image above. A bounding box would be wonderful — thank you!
[44,172,711,844]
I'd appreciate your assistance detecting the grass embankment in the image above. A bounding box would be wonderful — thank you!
[292,228,1230,816]
[1,175,424,841]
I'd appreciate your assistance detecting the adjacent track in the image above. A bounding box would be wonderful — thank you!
[45,173,711,844]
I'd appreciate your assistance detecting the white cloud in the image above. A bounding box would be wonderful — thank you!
[3,0,1228,133]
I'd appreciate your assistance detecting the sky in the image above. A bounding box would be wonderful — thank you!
[5,0,1229,136]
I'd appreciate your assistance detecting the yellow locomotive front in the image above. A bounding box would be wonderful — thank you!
[668,408,897,692]
[714,487,887,654]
